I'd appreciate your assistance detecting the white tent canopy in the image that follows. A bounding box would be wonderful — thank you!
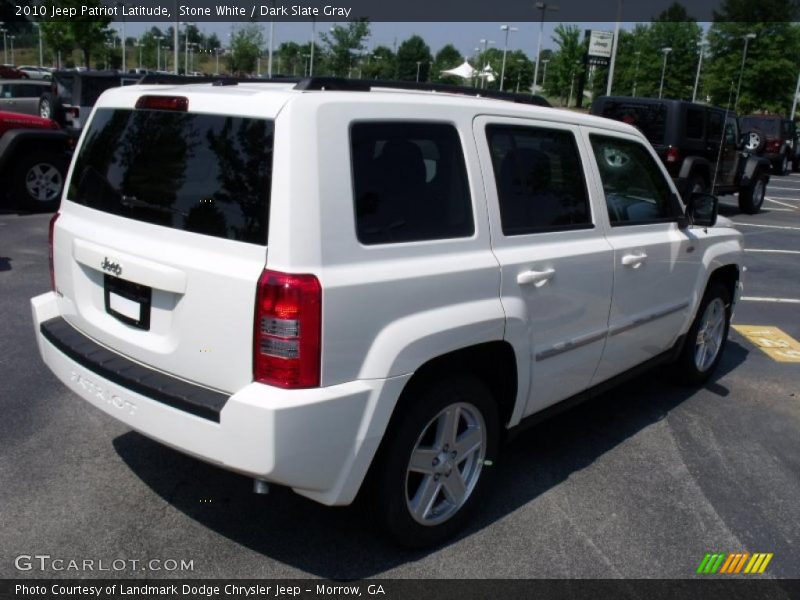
[441,61,477,80]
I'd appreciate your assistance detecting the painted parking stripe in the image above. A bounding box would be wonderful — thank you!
[733,325,800,363]
[766,198,797,209]
[741,296,800,304]
[733,222,800,231]
[763,195,800,201]
[764,207,795,212]
[745,249,800,255]
[766,186,800,191]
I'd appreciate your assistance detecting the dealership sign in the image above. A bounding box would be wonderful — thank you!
[587,30,613,66]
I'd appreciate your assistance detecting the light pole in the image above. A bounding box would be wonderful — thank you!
[791,68,800,121]
[184,22,191,74]
[135,40,142,69]
[117,3,127,72]
[735,33,756,112]
[416,60,422,82]
[188,42,198,74]
[541,58,550,87]
[532,2,558,94]
[478,38,495,89]
[268,3,275,78]
[632,51,641,96]
[9,35,15,65]
[215,47,221,75]
[0,27,6,65]
[155,35,163,71]
[499,24,518,92]
[515,58,525,92]
[32,23,43,67]
[606,0,622,95]
[658,46,672,99]
[692,40,709,102]
[309,17,316,76]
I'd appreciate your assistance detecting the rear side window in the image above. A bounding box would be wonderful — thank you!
[68,108,273,245]
[589,134,677,226]
[685,108,705,139]
[596,100,668,144]
[708,111,724,141]
[351,122,474,245]
[486,125,591,235]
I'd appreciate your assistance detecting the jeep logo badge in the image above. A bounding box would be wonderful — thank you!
[101,257,122,277]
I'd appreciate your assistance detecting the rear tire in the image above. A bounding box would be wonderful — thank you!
[374,376,499,548]
[11,151,66,212]
[738,171,766,214]
[776,153,789,176]
[675,282,732,386]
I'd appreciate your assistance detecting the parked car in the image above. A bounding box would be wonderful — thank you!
[39,70,142,132]
[0,79,52,115]
[739,114,795,175]
[591,96,771,214]
[0,111,71,211]
[32,78,743,547]
[0,65,28,79]
[18,65,52,80]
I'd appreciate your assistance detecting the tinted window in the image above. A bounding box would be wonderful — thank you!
[590,135,676,225]
[685,108,704,139]
[69,108,273,245]
[596,100,667,144]
[725,119,738,145]
[486,125,591,235]
[741,117,780,137]
[708,111,724,141]
[351,122,473,244]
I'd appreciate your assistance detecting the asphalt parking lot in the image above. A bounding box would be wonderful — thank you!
[1,180,798,580]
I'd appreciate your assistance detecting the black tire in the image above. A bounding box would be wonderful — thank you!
[374,376,499,548]
[738,171,767,214]
[38,93,64,125]
[11,152,67,212]
[775,153,790,176]
[675,282,732,386]
[793,157,800,173]
[686,173,709,198]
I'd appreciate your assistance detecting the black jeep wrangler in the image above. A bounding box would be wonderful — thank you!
[591,96,771,214]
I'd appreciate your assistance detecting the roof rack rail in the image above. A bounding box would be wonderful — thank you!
[292,77,551,107]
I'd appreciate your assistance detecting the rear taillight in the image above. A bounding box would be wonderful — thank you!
[254,269,321,389]
[66,106,79,119]
[766,139,782,153]
[48,213,59,291]
[135,95,189,111]
[666,146,681,164]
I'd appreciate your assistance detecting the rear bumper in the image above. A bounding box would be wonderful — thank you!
[31,292,410,506]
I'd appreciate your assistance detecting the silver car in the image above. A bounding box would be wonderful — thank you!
[0,79,51,115]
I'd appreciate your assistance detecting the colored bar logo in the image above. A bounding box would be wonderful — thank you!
[696,552,773,574]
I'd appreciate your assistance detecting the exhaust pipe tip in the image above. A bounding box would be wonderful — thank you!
[253,479,270,495]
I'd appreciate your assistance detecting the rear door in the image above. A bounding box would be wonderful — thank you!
[474,116,614,415]
[581,127,700,384]
[54,103,275,394]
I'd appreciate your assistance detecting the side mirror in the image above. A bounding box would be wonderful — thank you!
[686,192,718,228]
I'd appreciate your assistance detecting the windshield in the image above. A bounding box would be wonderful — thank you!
[68,108,274,245]
[597,101,668,144]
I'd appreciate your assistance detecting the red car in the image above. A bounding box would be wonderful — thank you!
[0,111,71,211]
[0,65,29,79]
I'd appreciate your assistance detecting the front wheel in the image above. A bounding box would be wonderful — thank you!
[738,172,767,214]
[676,282,732,385]
[374,376,499,547]
[777,153,789,176]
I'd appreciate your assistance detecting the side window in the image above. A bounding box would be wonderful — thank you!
[724,119,737,145]
[350,122,474,245]
[486,125,591,235]
[0,85,9,98]
[589,134,676,226]
[708,111,723,141]
[685,108,705,139]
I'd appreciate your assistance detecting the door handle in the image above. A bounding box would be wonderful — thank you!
[517,268,555,287]
[621,252,648,268]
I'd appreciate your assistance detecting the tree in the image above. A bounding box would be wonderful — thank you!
[396,35,432,81]
[432,44,463,84]
[706,0,800,113]
[40,22,73,68]
[319,20,370,77]
[545,24,586,105]
[503,50,534,93]
[361,45,396,80]
[228,24,264,75]
[38,0,112,68]
[277,41,304,76]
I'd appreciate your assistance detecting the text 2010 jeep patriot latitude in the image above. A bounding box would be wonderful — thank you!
[31,78,744,546]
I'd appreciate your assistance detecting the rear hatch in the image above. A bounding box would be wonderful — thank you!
[54,93,276,393]
[593,98,669,151]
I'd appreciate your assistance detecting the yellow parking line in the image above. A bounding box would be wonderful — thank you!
[732,325,800,363]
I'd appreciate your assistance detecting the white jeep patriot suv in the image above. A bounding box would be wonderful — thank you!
[31,78,744,547]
